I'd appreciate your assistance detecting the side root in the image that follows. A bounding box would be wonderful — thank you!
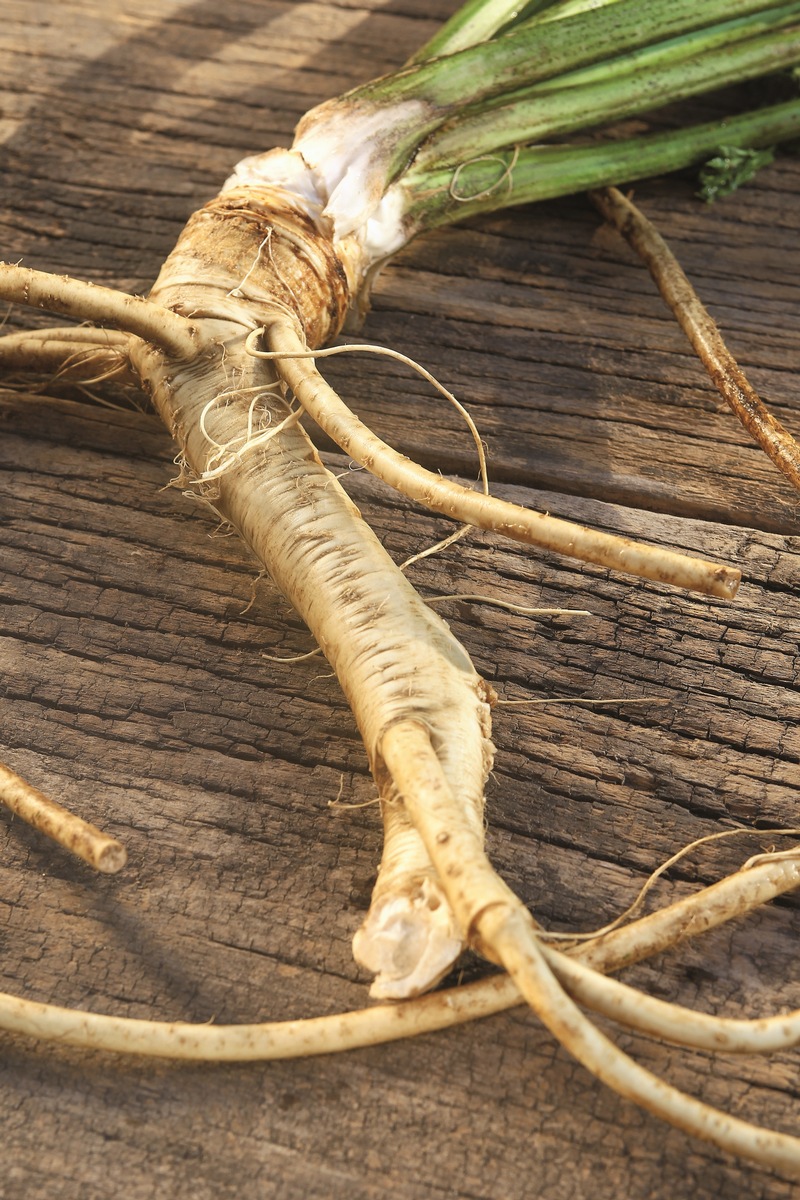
[0,264,199,360]
[254,320,741,599]
[381,718,800,1174]
[0,761,126,874]
[590,186,800,494]
[0,325,135,384]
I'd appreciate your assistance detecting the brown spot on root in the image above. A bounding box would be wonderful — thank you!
[151,186,351,348]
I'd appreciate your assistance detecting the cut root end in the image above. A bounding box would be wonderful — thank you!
[353,883,463,999]
[0,761,127,875]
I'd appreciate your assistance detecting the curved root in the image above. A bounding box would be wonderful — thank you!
[591,186,800,495]
[1,838,798,1054]
[255,320,741,599]
[381,719,800,1173]
[547,947,800,1054]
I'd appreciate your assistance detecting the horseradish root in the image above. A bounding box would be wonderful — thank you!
[0,198,735,995]
[4,0,800,1174]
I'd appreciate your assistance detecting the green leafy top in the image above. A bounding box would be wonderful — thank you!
[697,144,777,202]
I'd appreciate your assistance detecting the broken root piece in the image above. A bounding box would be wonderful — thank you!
[591,186,800,494]
[0,761,127,874]
[352,798,464,999]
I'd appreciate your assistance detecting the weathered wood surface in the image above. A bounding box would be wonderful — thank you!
[1,3,800,1197]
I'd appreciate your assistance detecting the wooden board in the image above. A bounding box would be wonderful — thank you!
[2,3,800,1197]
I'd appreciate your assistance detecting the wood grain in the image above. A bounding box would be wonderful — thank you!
[1,4,800,1198]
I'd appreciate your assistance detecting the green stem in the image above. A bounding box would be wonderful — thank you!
[408,0,561,62]
[356,0,785,114]
[521,3,800,96]
[516,0,625,24]
[410,1,633,63]
[408,19,800,173]
[399,99,800,231]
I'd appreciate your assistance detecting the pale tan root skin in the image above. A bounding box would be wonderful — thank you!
[0,232,489,995]
[591,186,800,495]
[1,848,798,1057]
[0,325,134,382]
[128,190,496,997]
[134,185,739,997]
[262,321,741,601]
